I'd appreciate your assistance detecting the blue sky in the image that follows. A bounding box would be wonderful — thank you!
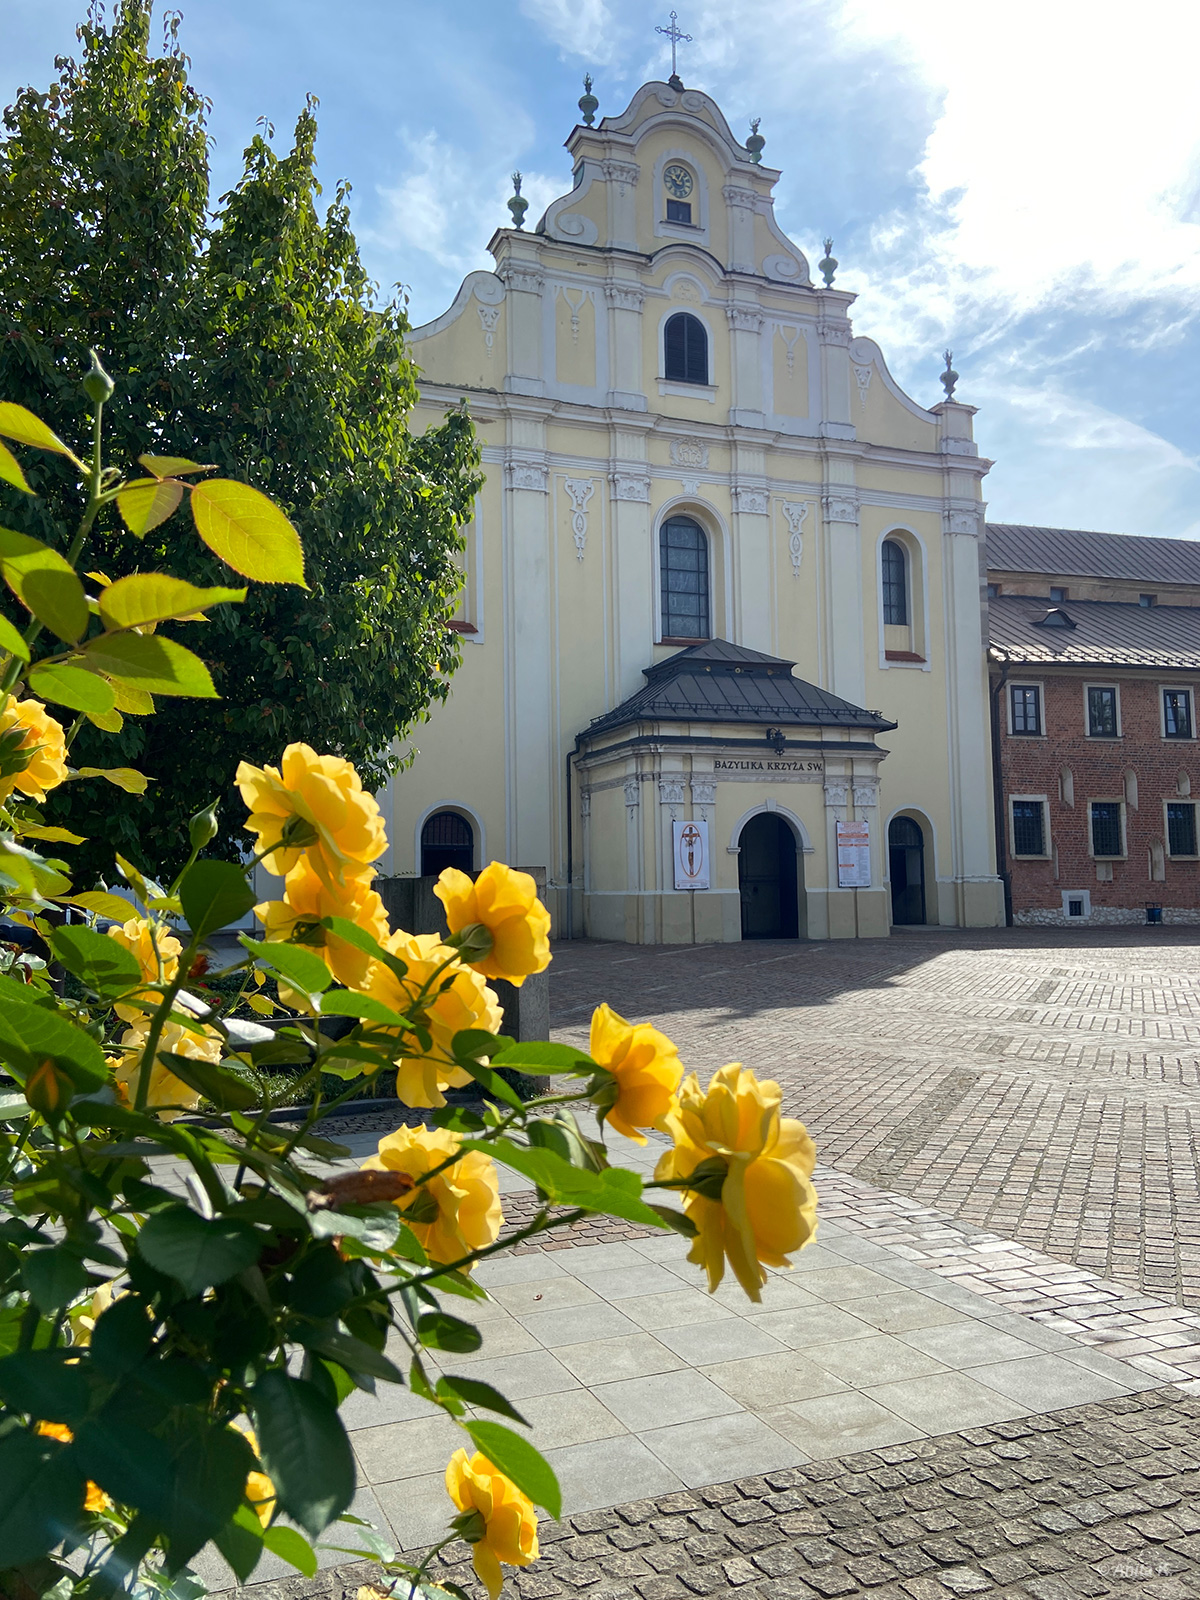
[8,0,1200,537]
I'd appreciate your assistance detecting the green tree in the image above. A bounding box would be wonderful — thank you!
[0,1,481,880]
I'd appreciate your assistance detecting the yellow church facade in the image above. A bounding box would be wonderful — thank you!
[381,78,1004,942]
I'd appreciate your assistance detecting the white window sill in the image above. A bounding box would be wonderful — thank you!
[659,380,716,402]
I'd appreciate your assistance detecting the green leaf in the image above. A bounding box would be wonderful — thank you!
[16,824,86,844]
[81,631,218,697]
[137,1206,263,1295]
[0,443,32,494]
[165,1421,258,1570]
[263,1525,318,1577]
[28,661,115,714]
[314,1331,404,1385]
[416,1312,482,1354]
[73,767,150,794]
[0,612,29,661]
[0,404,78,460]
[0,991,108,1089]
[139,454,213,478]
[191,479,307,587]
[466,1139,668,1229]
[50,924,142,998]
[251,1372,355,1538]
[436,1375,529,1427]
[242,937,332,996]
[98,573,247,630]
[90,1295,153,1379]
[72,1414,176,1518]
[318,988,407,1026]
[464,1421,561,1518]
[491,1041,598,1075]
[453,1054,525,1114]
[179,858,255,938]
[11,567,88,644]
[115,479,184,538]
[157,1051,258,1111]
[62,890,138,919]
[0,1350,91,1422]
[308,1203,405,1254]
[0,835,71,898]
[214,1502,266,1584]
[23,1247,89,1312]
[0,1431,85,1566]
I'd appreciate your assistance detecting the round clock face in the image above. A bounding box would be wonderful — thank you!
[664,164,694,199]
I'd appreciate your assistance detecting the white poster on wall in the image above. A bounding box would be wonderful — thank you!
[836,819,871,887]
[673,818,710,890]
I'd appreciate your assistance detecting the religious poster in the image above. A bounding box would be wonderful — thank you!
[672,818,710,890]
[836,819,871,887]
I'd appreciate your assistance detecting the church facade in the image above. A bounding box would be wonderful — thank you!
[380,78,1005,942]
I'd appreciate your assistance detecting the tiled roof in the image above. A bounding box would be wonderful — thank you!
[986,523,1200,586]
[583,639,895,737]
[989,595,1200,669]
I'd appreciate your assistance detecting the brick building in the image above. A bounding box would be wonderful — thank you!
[987,524,1200,926]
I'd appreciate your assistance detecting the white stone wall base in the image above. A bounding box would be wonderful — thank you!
[1014,906,1200,927]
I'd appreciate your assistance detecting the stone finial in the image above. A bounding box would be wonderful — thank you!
[818,238,838,288]
[507,172,529,231]
[746,117,765,165]
[579,74,598,126]
[941,349,959,399]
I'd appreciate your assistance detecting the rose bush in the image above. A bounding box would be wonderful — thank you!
[0,373,819,1600]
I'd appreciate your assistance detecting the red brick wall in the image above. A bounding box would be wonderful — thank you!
[995,670,1200,914]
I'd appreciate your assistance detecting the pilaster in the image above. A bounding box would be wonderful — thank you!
[605,281,647,411]
[820,485,866,707]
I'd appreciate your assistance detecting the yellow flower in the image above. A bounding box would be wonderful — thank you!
[363,930,502,1108]
[445,1449,539,1600]
[107,917,183,1022]
[655,1063,818,1302]
[68,1280,120,1347]
[112,1020,222,1120]
[0,696,68,804]
[255,855,390,990]
[589,1003,683,1144]
[361,1124,501,1267]
[236,743,386,889]
[233,1424,277,1529]
[434,863,551,987]
[35,1423,111,1512]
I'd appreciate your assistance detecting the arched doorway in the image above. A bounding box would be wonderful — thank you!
[888,815,926,925]
[421,810,474,877]
[738,813,801,939]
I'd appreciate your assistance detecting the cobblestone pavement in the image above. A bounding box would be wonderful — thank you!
[548,929,1200,1310]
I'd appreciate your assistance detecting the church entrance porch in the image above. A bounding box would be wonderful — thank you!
[888,814,926,925]
[738,812,803,939]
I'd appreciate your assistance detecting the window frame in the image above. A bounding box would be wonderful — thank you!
[1008,682,1044,737]
[1165,799,1199,859]
[662,311,709,387]
[1049,586,1068,603]
[1161,685,1195,740]
[1009,795,1050,859]
[881,539,908,626]
[1084,682,1121,740]
[1088,799,1126,860]
[658,513,712,643]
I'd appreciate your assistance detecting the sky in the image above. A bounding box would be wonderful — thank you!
[7,0,1200,537]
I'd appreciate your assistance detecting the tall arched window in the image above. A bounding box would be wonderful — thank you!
[881,539,908,625]
[664,312,708,385]
[420,810,474,877]
[660,516,710,640]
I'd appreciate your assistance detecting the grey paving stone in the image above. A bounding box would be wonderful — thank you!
[545,1434,686,1515]
[474,1252,570,1287]
[698,1351,850,1409]
[448,1347,582,1400]
[492,1275,605,1315]
[848,1292,968,1335]
[352,1411,465,1485]
[621,1289,736,1333]
[556,1333,688,1384]
[767,1390,926,1459]
[748,1305,877,1348]
[518,1387,630,1449]
[863,1371,1030,1432]
[899,1320,1051,1369]
[790,1266,902,1303]
[655,1319,788,1367]
[639,1411,807,1488]
[520,1301,643,1348]
[805,1333,951,1387]
[968,1355,1132,1409]
[573,1265,699,1302]
[595,1369,744,1432]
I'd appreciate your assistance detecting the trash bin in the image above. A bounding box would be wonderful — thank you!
[1146,903,1163,925]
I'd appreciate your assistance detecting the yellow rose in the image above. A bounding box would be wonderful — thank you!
[361,1123,502,1267]
[589,1003,683,1144]
[107,917,183,1022]
[35,1423,111,1512]
[655,1063,818,1302]
[434,863,551,988]
[363,930,502,1108]
[236,743,386,889]
[0,695,68,804]
[68,1280,120,1347]
[112,1020,222,1120]
[445,1449,539,1600]
[233,1423,277,1529]
[255,856,390,990]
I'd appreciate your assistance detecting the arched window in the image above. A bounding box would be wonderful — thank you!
[664,313,708,385]
[420,810,474,877]
[881,539,908,625]
[660,516,710,640]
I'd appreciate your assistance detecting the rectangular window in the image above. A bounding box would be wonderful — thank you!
[1011,800,1046,857]
[1049,586,1067,603]
[1087,686,1118,738]
[1090,801,1123,857]
[1164,689,1193,738]
[986,582,1000,599]
[665,199,692,224]
[1140,593,1156,607]
[1010,685,1042,735]
[1167,802,1197,856]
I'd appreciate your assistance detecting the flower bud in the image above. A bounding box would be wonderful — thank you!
[445,920,494,964]
[82,349,115,405]
[188,799,219,851]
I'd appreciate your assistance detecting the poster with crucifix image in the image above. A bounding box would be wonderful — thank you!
[673,818,710,889]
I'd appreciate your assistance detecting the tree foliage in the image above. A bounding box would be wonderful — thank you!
[0,0,481,881]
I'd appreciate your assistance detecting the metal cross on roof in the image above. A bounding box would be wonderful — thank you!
[655,10,692,78]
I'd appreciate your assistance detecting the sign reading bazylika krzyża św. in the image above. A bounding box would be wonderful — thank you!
[673,818,710,890]
[836,819,871,888]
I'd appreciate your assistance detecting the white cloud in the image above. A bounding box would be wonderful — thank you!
[519,0,619,64]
